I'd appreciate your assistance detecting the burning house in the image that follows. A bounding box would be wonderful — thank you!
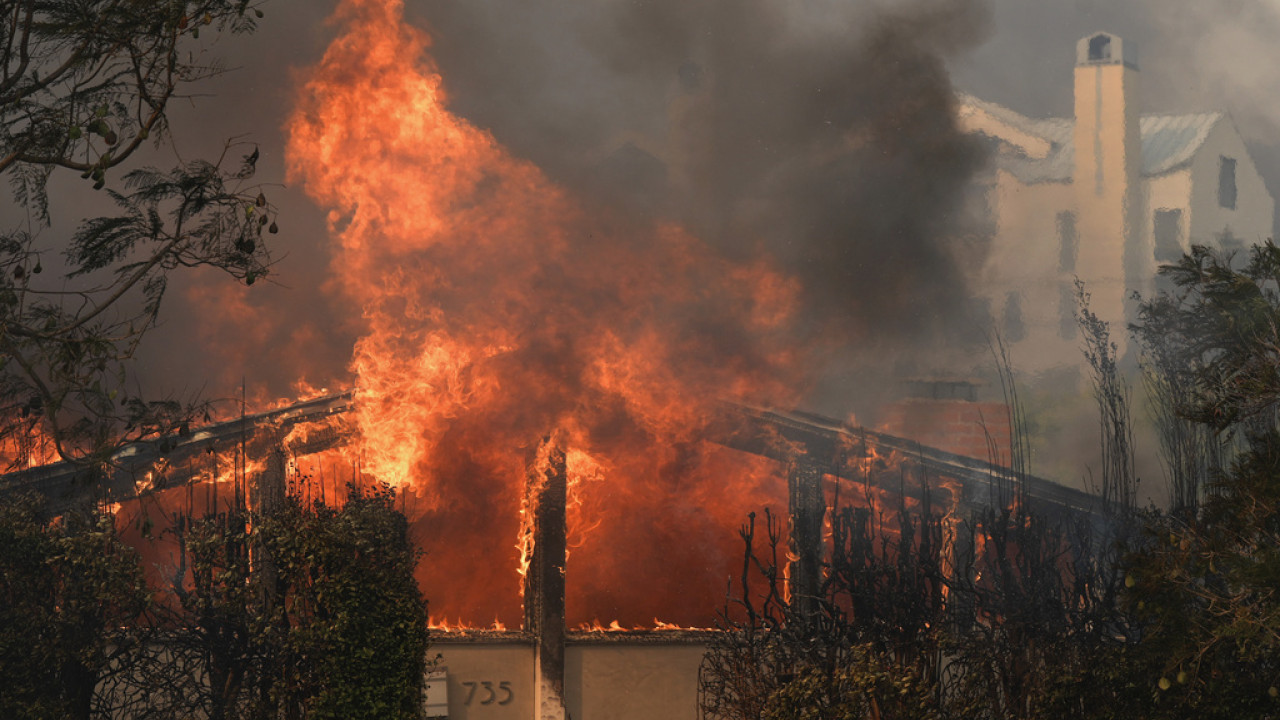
[0,1,1125,717]
[4,391,1101,719]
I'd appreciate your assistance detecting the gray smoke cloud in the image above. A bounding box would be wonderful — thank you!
[413,0,992,345]
[116,0,1000,419]
[91,0,1280,419]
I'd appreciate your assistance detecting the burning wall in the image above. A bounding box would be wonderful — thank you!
[284,0,809,627]
[272,0,994,628]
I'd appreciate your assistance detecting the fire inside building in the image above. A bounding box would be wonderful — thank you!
[9,3,1210,715]
[4,393,1100,719]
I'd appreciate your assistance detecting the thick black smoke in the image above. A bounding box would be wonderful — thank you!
[413,0,993,350]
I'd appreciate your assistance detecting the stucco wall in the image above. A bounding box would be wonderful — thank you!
[980,172,1081,375]
[980,120,1273,376]
[430,636,708,719]
[1135,169,1192,298]
[430,641,536,719]
[565,642,707,719]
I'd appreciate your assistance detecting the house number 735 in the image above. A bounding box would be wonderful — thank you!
[462,680,513,706]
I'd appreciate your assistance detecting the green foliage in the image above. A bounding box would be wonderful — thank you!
[1116,435,1280,719]
[0,478,429,719]
[761,645,940,720]
[0,494,150,720]
[1027,640,1152,720]
[264,483,430,720]
[1139,242,1280,430]
[0,0,264,188]
[163,481,430,719]
[1123,503,1280,719]
[168,509,260,720]
[1120,241,1280,717]
[0,0,279,470]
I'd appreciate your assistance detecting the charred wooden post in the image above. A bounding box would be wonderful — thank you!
[251,442,288,612]
[523,438,571,720]
[251,442,288,517]
[787,456,825,622]
[949,517,977,630]
[250,441,287,709]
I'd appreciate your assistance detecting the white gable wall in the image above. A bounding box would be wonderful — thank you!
[1187,120,1274,252]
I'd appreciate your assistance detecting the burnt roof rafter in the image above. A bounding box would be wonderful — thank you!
[2,392,1102,518]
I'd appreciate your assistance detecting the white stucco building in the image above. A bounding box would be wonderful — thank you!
[959,31,1275,374]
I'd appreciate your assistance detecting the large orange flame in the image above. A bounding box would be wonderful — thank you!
[286,0,808,627]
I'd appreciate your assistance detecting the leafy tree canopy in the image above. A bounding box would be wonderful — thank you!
[0,494,149,720]
[1126,242,1280,718]
[0,0,279,471]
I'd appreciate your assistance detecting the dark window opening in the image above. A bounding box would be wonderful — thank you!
[1059,283,1076,341]
[1088,34,1112,61]
[1153,209,1183,263]
[1219,156,1237,209]
[1057,211,1078,273]
[1003,292,1026,342]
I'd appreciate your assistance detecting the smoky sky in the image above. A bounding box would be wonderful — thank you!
[10,0,1277,414]
[410,0,992,349]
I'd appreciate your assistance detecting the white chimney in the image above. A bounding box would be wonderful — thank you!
[1072,31,1142,346]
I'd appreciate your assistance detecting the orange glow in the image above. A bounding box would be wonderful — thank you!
[285,0,803,627]
[0,427,59,471]
[651,619,713,631]
[428,617,510,633]
[937,476,964,597]
[4,0,1030,637]
[574,618,714,633]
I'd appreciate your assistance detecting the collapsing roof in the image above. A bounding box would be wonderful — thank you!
[1,392,1102,521]
[957,92,1223,184]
